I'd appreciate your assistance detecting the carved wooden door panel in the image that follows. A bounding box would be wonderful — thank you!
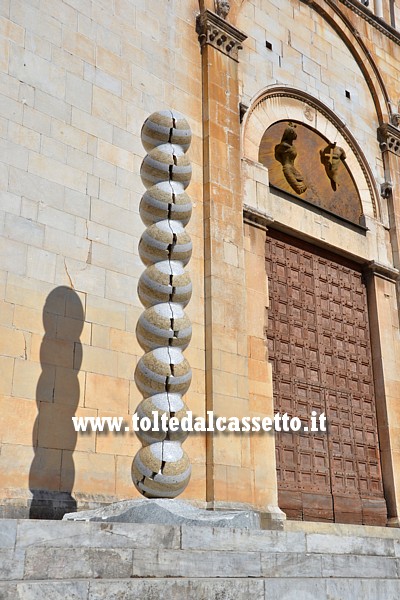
[266,230,387,525]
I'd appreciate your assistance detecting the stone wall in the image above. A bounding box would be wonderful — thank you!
[0,0,205,516]
[1,0,400,521]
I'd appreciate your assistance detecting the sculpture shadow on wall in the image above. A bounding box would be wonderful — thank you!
[29,286,84,519]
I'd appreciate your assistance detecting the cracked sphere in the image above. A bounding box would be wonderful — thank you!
[135,393,189,445]
[132,441,192,498]
[138,260,192,308]
[141,110,191,153]
[136,302,192,352]
[134,347,192,397]
[140,143,192,189]
[139,182,192,227]
[138,220,192,266]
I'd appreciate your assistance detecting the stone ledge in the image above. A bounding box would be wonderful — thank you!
[284,519,400,539]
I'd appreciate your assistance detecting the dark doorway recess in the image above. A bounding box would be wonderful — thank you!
[266,229,387,525]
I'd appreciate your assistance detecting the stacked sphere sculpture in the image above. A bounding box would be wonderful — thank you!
[132,110,193,498]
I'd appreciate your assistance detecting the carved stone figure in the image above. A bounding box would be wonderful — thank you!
[274,123,307,194]
[320,142,346,191]
[391,113,400,128]
[215,0,230,19]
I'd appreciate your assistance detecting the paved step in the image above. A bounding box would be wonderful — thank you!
[0,519,400,599]
[1,578,400,600]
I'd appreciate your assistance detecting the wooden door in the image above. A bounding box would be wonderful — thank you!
[266,230,387,525]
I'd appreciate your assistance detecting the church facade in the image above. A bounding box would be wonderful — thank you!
[0,0,400,527]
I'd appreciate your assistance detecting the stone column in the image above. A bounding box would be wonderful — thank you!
[375,121,400,525]
[365,263,400,526]
[197,9,280,518]
[374,0,384,19]
[378,122,400,276]
[196,9,251,509]
[196,9,284,525]
[243,208,284,527]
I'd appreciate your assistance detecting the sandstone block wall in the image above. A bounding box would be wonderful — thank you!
[0,0,205,516]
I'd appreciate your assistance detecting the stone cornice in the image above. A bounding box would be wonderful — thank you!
[365,260,400,282]
[377,123,400,156]
[243,204,274,231]
[338,0,400,45]
[196,9,247,62]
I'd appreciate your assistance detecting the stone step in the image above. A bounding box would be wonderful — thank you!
[1,519,400,598]
[1,578,400,600]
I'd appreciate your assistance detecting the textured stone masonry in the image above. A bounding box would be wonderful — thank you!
[0,520,400,598]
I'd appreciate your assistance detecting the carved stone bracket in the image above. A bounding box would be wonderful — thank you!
[196,9,247,62]
[239,102,249,123]
[378,123,400,156]
[381,181,393,199]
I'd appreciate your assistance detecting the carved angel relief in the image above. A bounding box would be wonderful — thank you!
[274,123,307,194]
[260,121,363,225]
[320,142,346,191]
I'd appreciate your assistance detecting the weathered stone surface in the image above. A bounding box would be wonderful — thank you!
[0,520,17,548]
[261,552,323,577]
[63,499,261,528]
[0,549,25,580]
[393,539,400,557]
[264,578,327,599]
[24,547,93,580]
[3,579,400,600]
[0,582,89,600]
[0,583,18,600]
[91,549,134,579]
[285,520,400,539]
[181,526,304,552]
[24,547,133,580]
[325,578,400,600]
[306,532,395,556]
[131,548,261,578]
[16,519,180,549]
[88,579,265,600]
[321,554,398,578]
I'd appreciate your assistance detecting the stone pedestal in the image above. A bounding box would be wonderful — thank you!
[63,498,261,529]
